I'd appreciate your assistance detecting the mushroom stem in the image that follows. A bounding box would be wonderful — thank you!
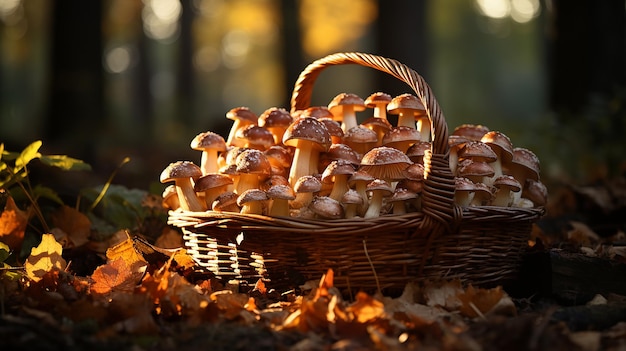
[397,111,416,129]
[269,199,290,217]
[416,117,431,142]
[341,107,358,133]
[175,178,206,212]
[491,188,513,207]
[364,190,385,218]
[328,175,349,202]
[288,139,315,187]
[200,150,220,175]
[240,201,263,215]
[236,173,259,195]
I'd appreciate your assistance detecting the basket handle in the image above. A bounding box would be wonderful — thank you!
[290,52,461,234]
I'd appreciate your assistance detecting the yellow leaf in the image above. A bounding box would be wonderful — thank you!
[24,234,67,282]
[106,235,147,271]
[0,196,28,251]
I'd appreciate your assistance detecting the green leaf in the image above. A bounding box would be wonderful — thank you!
[14,140,42,173]
[31,184,64,205]
[40,154,92,171]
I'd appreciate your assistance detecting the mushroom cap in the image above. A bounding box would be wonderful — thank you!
[328,93,366,116]
[266,184,295,200]
[522,179,547,206]
[365,92,392,108]
[341,189,364,205]
[262,174,290,191]
[448,135,471,149]
[212,191,239,211]
[309,195,344,219]
[361,116,392,132]
[366,179,394,195]
[282,117,331,151]
[235,125,275,150]
[225,146,251,166]
[226,106,258,124]
[236,188,268,206]
[190,131,227,152]
[194,173,234,192]
[360,146,413,180]
[317,117,344,140]
[235,149,271,176]
[457,159,495,178]
[507,147,540,181]
[382,126,421,147]
[406,141,431,163]
[452,124,489,141]
[403,163,425,181]
[320,143,360,166]
[386,93,426,115]
[343,125,378,144]
[264,145,292,168]
[481,131,514,162]
[458,141,498,163]
[473,182,494,201]
[258,107,293,128]
[294,175,322,193]
[160,161,203,183]
[321,159,356,182]
[493,174,521,192]
[455,177,477,192]
[390,187,418,202]
[300,106,334,119]
[348,170,375,185]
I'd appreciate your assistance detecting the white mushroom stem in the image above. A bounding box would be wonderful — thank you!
[344,203,358,219]
[339,106,358,133]
[288,140,317,187]
[240,201,263,215]
[290,192,313,209]
[364,190,386,218]
[454,191,475,207]
[269,199,290,217]
[392,201,407,215]
[491,188,514,207]
[396,110,417,129]
[328,175,349,202]
[416,117,431,142]
[200,150,220,175]
[175,179,206,212]
[353,181,370,216]
[236,174,259,195]
[227,120,249,147]
[204,186,228,210]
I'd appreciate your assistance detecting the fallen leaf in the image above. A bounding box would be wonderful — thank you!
[154,227,184,249]
[51,205,91,248]
[348,292,385,323]
[91,257,143,296]
[24,234,67,282]
[456,285,514,318]
[0,196,28,251]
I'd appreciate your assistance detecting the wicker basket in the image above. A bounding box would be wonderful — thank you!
[168,52,544,292]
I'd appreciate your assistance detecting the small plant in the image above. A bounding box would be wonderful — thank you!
[0,140,91,233]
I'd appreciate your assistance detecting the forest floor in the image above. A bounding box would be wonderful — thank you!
[1,170,626,351]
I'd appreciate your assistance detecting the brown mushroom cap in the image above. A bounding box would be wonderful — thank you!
[387,93,427,129]
[212,191,239,212]
[236,188,268,214]
[328,93,366,117]
[406,141,431,164]
[294,175,322,193]
[266,184,295,201]
[360,146,413,181]
[481,131,514,163]
[161,184,180,210]
[259,107,293,129]
[490,174,521,207]
[365,92,393,109]
[493,174,521,192]
[225,106,258,146]
[160,161,203,182]
[458,141,498,163]
[299,106,334,119]
[471,182,494,206]
[282,117,331,151]
[320,143,360,170]
[382,126,421,153]
[194,173,234,192]
[235,125,275,150]
[452,124,490,141]
[343,125,378,155]
[235,149,271,176]
[160,161,205,212]
[454,177,477,207]
[522,179,547,206]
[317,117,344,144]
[506,147,540,182]
[309,196,344,219]
[190,131,227,152]
[265,145,292,169]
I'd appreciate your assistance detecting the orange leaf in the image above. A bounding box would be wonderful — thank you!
[91,257,144,296]
[0,196,28,251]
[456,285,505,318]
[51,205,91,248]
[24,234,67,282]
[348,291,385,323]
[106,235,147,272]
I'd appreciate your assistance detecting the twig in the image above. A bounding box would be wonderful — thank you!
[363,239,381,296]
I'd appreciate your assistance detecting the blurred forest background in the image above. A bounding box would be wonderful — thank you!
[0,0,624,194]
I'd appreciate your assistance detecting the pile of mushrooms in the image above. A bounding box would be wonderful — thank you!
[161,92,547,219]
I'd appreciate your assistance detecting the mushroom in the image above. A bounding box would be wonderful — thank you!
[365,92,393,120]
[406,141,431,165]
[282,117,331,187]
[161,184,180,211]
[225,107,258,147]
[190,131,227,175]
[300,106,334,119]
[267,184,295,217]
[454,177,476,207]
[364,179,394,218]
[456,158,495,186]
[309,195,344,220]
[264,145,292,178]
[343,125,378,157]
[261,174,290,191]
[237,189,268,215]
[235,125,275,151]
[328,93,366,133]
[234,149,271,195]
[388,187,418,215]
[521,179,548,207]
[448,135,471,175]
[317,117,344,145]
[387,93,428,141]
[361,116,392,147]
[360,146,413,183]
[481,131,514,181]
[382,126,421,153]
[159,161,206,212]
[319,143,360,171]
[194,173,234,210]
[341,189,364,219]
[490,174,521,207]
[258,107,293,145]
[212,191,240,212]
[457,141,498,186]
[470,182,494,206]
[321,159,356,202]
[503,147,540,205]
[291,175,322,209]
[348,170,375,217]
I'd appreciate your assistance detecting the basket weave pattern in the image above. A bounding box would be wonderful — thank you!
[168,52,544,291]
